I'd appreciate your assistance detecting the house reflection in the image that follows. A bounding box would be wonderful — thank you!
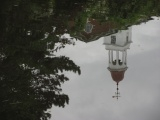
[75,18,116,42]
[69,18,117,42]
[103,27,132,100]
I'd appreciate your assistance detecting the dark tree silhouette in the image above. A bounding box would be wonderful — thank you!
[0,0,80,120]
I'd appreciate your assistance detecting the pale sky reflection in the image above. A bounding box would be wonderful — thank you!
[51,18,160,120]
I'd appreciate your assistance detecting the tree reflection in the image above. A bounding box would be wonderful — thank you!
[0,0,80,120]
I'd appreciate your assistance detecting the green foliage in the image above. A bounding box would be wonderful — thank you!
[0,0,80,120]
[74,12,88,32]
[107,0,160,28]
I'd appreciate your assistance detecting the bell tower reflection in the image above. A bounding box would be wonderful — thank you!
[103,27,132,100]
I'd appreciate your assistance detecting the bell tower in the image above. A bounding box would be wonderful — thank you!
[103,27,132,100]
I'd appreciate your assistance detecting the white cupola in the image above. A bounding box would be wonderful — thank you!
[103,27,132,71]
[103,27,132,100]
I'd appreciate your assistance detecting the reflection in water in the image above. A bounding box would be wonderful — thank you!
[103,27,132,100]
[0,0,160,119]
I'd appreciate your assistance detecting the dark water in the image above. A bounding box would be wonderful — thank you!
[0,0,160,120]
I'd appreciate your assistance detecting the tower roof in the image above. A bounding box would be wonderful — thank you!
[110,71,125,83]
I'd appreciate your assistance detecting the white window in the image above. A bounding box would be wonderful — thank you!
[85,23,93,33]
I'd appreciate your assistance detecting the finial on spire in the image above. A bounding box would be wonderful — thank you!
[112,83,121,100]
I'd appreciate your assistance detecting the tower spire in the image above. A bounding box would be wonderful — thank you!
[112,82,121,100]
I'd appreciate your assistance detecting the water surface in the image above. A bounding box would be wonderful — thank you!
[52,17,160,120]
